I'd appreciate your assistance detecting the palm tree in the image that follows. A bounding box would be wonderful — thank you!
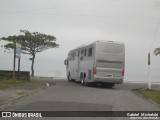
[154,48,160,56]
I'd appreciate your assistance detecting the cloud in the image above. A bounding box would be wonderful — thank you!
[0,0,160,80]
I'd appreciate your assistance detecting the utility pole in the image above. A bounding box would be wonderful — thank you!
[148,18,160,89]
[18,58,21,79]
[13,42,16,79]
[16,43,22,80]
[148,53,151,89]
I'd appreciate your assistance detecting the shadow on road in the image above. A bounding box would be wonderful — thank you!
[61,78,160,90]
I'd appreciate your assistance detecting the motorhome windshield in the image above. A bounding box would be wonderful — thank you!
[97,42,124,54]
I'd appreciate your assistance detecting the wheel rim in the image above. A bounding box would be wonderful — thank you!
[81,79,84,84]
[80,76,84,84]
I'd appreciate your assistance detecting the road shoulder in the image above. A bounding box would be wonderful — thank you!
[0,79,54,110]
[132,89,160,107]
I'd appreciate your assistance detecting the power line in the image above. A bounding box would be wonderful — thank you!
[30,0,117,12]
[0,0,117,13]
[0,10,159,20]
[147,18,160,90]
[0,0,159,20]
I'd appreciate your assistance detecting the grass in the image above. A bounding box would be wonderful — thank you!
[137,89,160,105]
[0,79,30,89]
[0,79,45,90]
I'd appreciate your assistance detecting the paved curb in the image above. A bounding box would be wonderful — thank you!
[0,85,48,110]
[132,89,160,108]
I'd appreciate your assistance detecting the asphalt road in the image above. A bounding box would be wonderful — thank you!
[1,78,160,120]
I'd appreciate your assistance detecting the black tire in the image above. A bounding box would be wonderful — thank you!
[84,80,89,86]
[67,73,72,82]
[83,73,88,86]
[80,73,89,86]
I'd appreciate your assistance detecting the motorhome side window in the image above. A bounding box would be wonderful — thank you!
[70,52,75,61]
[88,47,93,57]
[68,54,71,61]
[69,53,71,61]
[84,49,87,56]
[66,59,68,65]
[73,52,75,60]
[81,50,84,54]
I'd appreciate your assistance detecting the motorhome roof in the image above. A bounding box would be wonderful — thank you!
[69,40,124,54]
[95,40,124,45]
[75,40,124,49]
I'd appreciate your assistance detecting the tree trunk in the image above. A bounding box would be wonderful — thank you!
[31,54,35,77]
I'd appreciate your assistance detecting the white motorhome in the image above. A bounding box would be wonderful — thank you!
[64,41,125,87]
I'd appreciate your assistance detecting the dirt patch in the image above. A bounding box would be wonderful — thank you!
[0,79,53,109]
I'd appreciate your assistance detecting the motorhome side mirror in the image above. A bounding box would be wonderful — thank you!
[64,59,67,65]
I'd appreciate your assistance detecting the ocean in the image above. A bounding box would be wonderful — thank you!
[34,70,160,83]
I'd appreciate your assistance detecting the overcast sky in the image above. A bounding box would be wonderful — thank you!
[0,0,160,81]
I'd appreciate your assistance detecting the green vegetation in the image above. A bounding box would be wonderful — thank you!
[0,70,30,80]
[0,79,44,90]
[137,89,160,105]
[0,79,29,89]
